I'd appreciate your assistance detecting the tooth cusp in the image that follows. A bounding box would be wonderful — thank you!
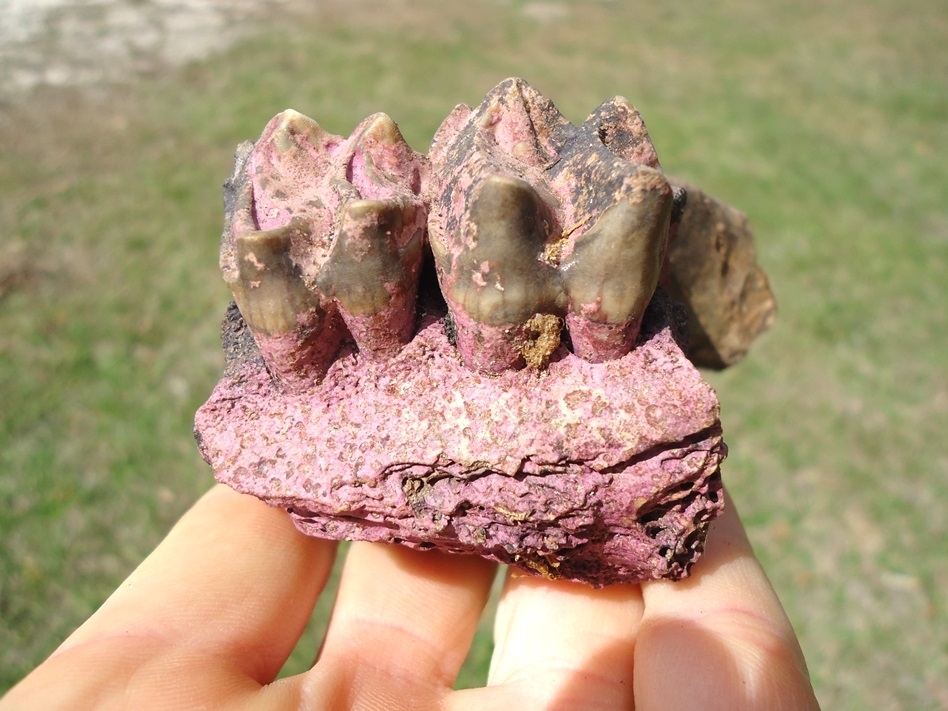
[251,110,337,233]
[584,96,662,170]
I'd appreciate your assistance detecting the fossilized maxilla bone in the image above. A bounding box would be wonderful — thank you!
[197,78,770,585]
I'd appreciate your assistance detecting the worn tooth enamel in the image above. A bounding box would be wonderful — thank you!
[561,170,673,360]
[584,96,662,170]
[317,198,426,357]
[432,173,564,372]
[225,219,344,391]
[250,109,338,233]
[229,219,315,335]
[460,175,560,323]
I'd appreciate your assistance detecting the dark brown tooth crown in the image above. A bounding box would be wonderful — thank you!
[427,77,674,372]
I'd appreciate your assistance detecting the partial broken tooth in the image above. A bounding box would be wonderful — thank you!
[434,174,564,373]
[225,218,344,391]
[317,198,426,357]
[663,178,776,369]
[561,169,673,362]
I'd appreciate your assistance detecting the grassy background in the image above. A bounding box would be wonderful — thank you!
[2,1,946,708]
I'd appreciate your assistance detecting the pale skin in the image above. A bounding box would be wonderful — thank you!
[2,485,821,710]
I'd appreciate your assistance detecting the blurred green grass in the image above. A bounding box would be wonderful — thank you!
[1,1,946,707]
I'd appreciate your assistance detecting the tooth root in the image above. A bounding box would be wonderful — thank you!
[561,170,673,362]
[225,218,344,391]
[317,198,426,358]
[434,174,564,373]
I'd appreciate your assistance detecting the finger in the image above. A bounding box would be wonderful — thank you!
[54,485,335,683]
[482,571,644,710]
[306,542,496,708]
[634,491,820,710]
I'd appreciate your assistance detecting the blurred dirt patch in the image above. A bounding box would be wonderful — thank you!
[0,0,577,106]
[0,241,42,301]
[0,0,317,102]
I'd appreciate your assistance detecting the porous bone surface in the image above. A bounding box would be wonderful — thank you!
[195,291,725,586]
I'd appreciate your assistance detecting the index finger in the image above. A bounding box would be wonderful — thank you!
[5,484,337,709]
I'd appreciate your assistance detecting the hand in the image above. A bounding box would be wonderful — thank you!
[1,484,820,710]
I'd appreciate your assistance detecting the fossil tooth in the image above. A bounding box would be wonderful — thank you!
[219,107,429,388]
[561,168,673,361]
[428,77,680,370]
[225,220,344,391]
[325,111,429,356]
[317,198,426,357]
[434,174,564,373]
[426,79,571,373]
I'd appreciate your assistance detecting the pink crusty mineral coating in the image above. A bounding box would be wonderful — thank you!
[196,294,725,586]
[194,78,727,587]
